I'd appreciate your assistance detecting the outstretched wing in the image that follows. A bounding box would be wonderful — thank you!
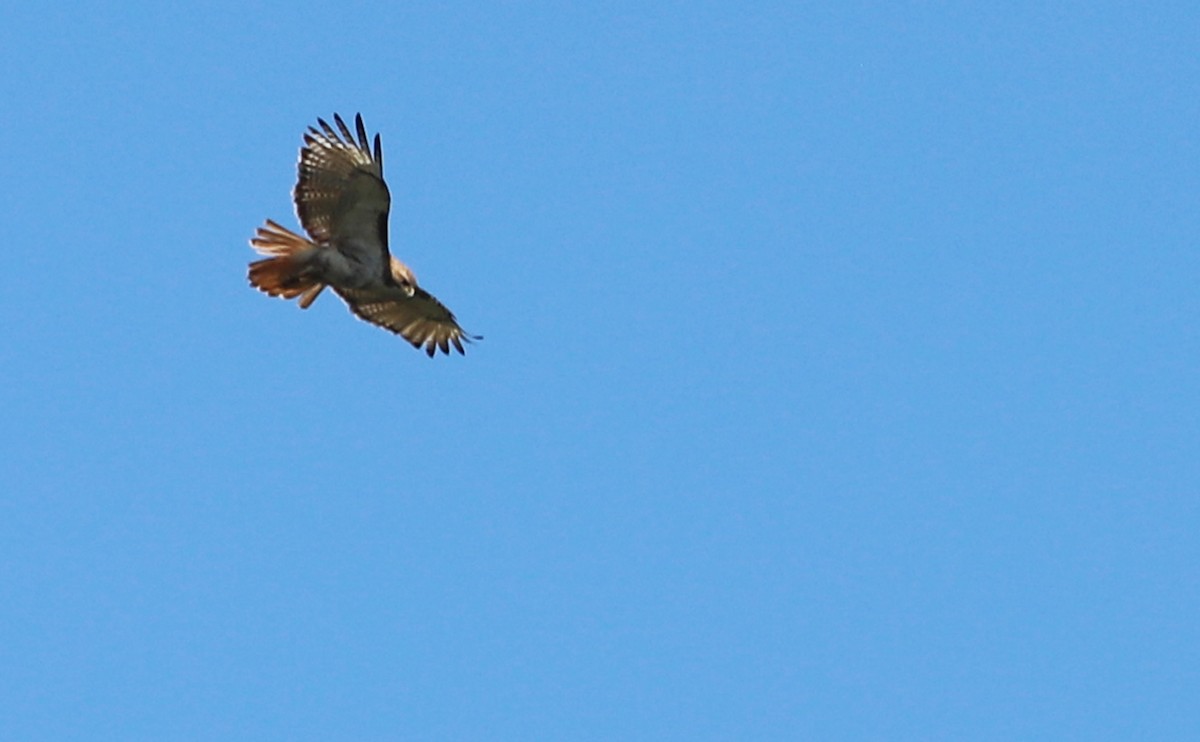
[294,113,391,255]
[290,113,390,309]
[334,285,479,357]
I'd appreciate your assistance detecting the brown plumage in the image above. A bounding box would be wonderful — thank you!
[247,114,479,356]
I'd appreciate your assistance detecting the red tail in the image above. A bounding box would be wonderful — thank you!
[247,220,325,305]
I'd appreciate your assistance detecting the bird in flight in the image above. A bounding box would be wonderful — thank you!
[247,114,478,356]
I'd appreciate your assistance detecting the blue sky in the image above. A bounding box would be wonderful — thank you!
[2,2,1197,739]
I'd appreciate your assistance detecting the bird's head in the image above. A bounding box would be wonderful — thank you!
[389,257,418,297]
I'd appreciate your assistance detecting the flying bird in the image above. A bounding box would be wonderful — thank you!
[248,114,478,356]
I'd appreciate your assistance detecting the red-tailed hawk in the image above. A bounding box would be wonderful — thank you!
[248,114,478,356]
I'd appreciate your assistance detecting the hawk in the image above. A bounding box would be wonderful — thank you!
[248,114,478,356]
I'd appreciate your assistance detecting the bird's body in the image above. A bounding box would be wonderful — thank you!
[247,114,477,356]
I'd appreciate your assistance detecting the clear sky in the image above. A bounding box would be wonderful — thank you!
[2,2,1197,739]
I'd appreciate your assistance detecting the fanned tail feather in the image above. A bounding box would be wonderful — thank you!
[247,220,323,305]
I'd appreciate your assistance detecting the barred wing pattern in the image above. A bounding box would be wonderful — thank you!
[295,114,389,249]
[336,285,475,357]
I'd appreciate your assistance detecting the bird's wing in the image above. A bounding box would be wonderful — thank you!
[334,285,479,357]
[294,113,391,256]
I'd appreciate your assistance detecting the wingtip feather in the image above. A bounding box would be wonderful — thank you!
[355,114,370,152]
[334,113,354,144]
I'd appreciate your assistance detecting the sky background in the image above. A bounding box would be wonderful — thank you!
[1,2,1198,739]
